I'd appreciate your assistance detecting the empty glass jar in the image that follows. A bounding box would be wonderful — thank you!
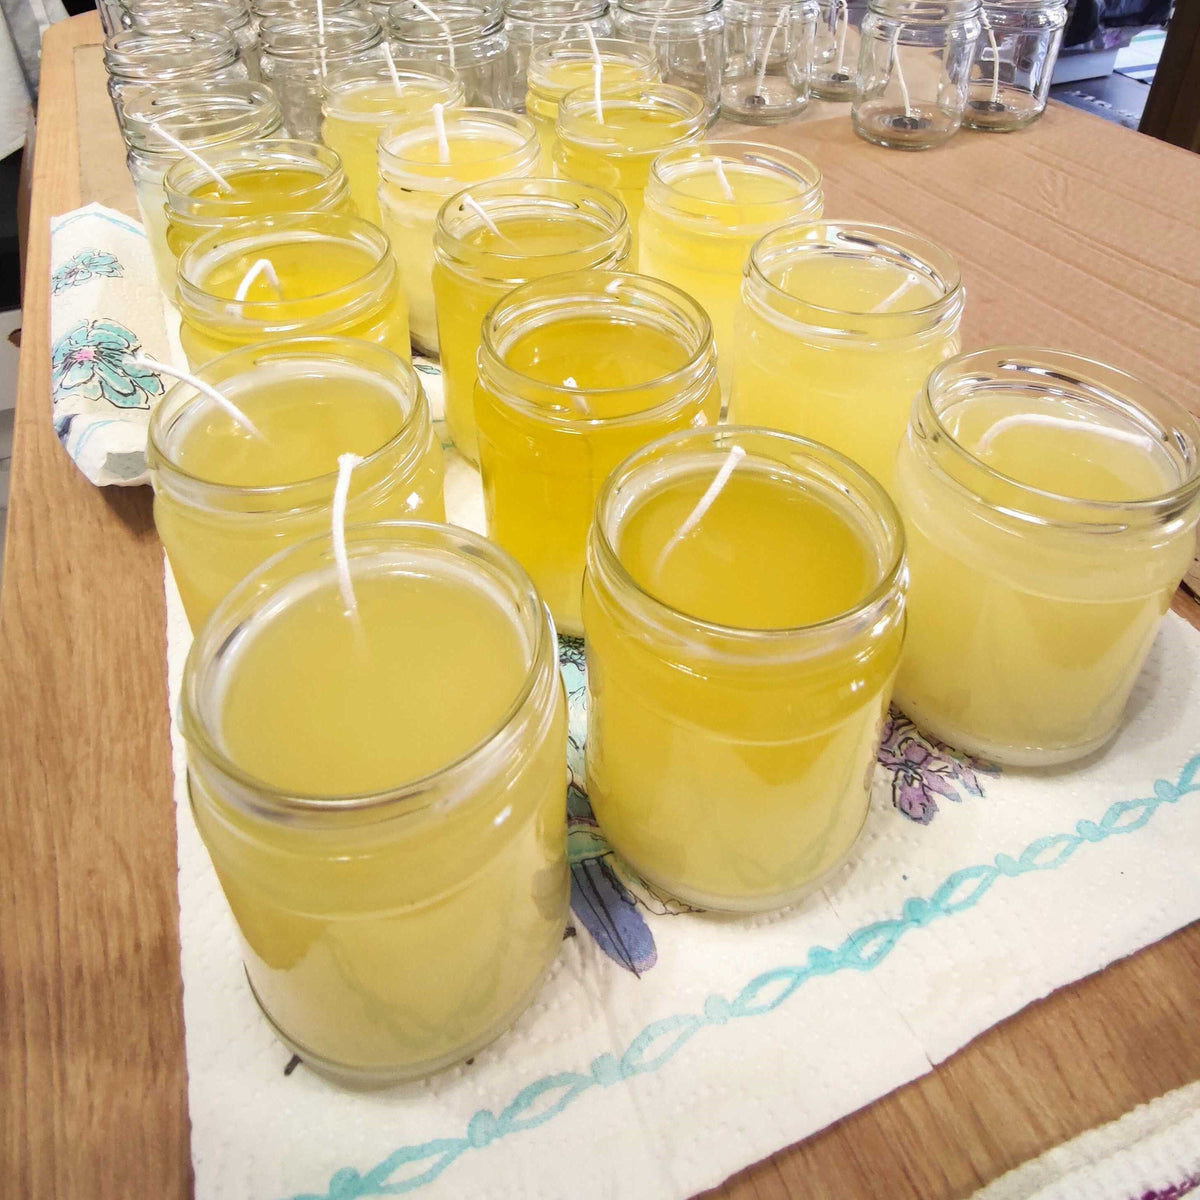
[721,0,818,123]
[852,0,981,149]
[504,0,615,107]
[812,0,865,98]
[963,0,1066,130]
[105,29,249,120]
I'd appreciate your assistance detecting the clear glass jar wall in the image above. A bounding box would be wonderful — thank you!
[721,0,818,123]
[812,0,865,99]
[504,0,615,109]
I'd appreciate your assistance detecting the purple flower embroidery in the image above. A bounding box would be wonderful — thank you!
[877,708,998,824]
[1136,1179,1200,1200]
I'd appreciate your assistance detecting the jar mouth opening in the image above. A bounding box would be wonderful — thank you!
[505,0,610,22]
[123,94,282,153]
[379,110,539,182]
[866,0,981,18]
[528,36,655,77]
[388,2,504,38]
[322,65,464,121]
[148,338,424,507]
[556,83,707,145]
[920,347,1200,522]
[165,140,344,207]
[592,426,906,643]
[748,220,963,328]
[259,13,383,56]
[618,0,720,16]
[181,522,554,815]
[652,142,822,203]
[478,270,715,425]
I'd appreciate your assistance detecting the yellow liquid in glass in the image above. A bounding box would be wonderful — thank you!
[477,317,719,636]
[192,566,568,1077]
[894,390,1195,763]
[378,133,535,352]
[154,369,445,628]
[584,462,901,910]
[433,214,622,462]
[731,256,956,489]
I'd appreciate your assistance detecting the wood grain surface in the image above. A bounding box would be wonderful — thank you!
[2,15,1199,1200]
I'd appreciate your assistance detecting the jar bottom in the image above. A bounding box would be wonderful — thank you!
[241,926,565,1085]
[852,100,960,149]
[962,83,1045,132]
[812,69,855,101]
[721,77,810,125]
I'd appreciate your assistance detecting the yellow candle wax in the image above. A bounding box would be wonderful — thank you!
[893,348,1200,765]
[583,428,906,911]
[525,37,659,172]
[163,140,354,263]
[183,523,568,1081]
[378,108,540,353]
[638,142,823,403]
[320,60,465,225]
[176,212,410,367]
[432,179,631,462]
[553,83,705,260]
[148,338,444,628]
[730,220,964,490]
[475,270,719,636]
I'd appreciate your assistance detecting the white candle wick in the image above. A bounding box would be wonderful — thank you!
[234,257,282,303]
[871,271,921,313]
[409,0,456,71]
[461,193,518,246]
[711,156,735,201]
[149,122,231,193]
[382,42,404,94]
[129,354,265,440]
[332,452,364,617]
[981,11,1001,106]
[591,61,606,124]
[315,0,327,76]
[975,414,1152,455]
[890,25,915,121]
[653,445,746,577]
[431,101,450,164]
[834,0,848,74]
[755,6,789,98]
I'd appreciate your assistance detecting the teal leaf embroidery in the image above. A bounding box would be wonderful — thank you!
[51,319,163,411]
[51,248,123,293]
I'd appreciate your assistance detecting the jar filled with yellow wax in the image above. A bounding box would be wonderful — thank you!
[583,427,906,911]
[893,348,1200,766]
[259,10,384,140]
[121,83,283,297]
[639,141,822,404]
[320,59,465,226]
[148,337,444,627]
[378,109,539,354]
[504,0,615,111]
[475,270,720,637]
[164,140,353,267]
[525,38,658,172]
[432,179,631,463]
[176,212,410,367]
[554,83,706,260]
[182,522,568,1082]
[730,220,964,490]
[388,0,512,108]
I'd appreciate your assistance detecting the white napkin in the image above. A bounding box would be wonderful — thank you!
[164,391,1200,1199]
[48,203,178,486]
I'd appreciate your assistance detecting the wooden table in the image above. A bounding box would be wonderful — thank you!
[4,14,1200,1199]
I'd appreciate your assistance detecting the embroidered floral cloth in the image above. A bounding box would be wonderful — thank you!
[164,368,1200,1200]
[48,204,179,486]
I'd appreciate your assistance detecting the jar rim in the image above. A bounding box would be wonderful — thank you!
[259,10,383,56]
[322,58,464,120]
[866,0,981,18]
[147,337,428,509]
[916,346,1200,525]
[104,27,241,77]
[387,0,504,39]
[504,0,609,21]
[121,83,282,153]
[181,521,556,816]
[590,425,907,644]
[556,82,707,147]
[378,108,539,185]
[617,0,721,16]
[477,269,716,424]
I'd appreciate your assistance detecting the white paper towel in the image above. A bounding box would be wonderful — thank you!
[165,365,1200,1200]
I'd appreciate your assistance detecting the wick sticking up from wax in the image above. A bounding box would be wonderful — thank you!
[871,271,922,313]
[583,26,605,123]
[756,6,789,98]
[315,0,328,76]
[974,414,1153,455]
[711,155,735,201]
[462,193,519,247]
[129,355,266,439]
[653,445,747,578]
[332,453,364,617]
[889,26,915,120]
[382,42,404,94]
[234,257,282,302]
[981,12,1001,105]
[834,0,849,74]
[149,122,232,193]
[409,0,457,71]
[431,101,451,164]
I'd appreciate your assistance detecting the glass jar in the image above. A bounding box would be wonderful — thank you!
[730,219,963,489]
[554,82,705,259]
[433,179,631,462]
[963,0,1066,130]
[148,337,445,628]
[852,0,981,149]
[388,0,513,108]
[104,29,250,120]
[812,0,865,98]
[259,10,384,140]
[121,83,282,296]
[123,0,260,78]
[614,0,724,123]
[252,0,364,22]
[181,521,568,1081]
[164,139,353,265]
[721,0,818,123]
[377,108,539,354]
[475,270,720,636]
[504,0,615,109]
[525,36,658,171]
[584,426,906,910]
[176,212,410,367]
[893,348,1200,765]
[639,141,822,402]
[321,59,464,225]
